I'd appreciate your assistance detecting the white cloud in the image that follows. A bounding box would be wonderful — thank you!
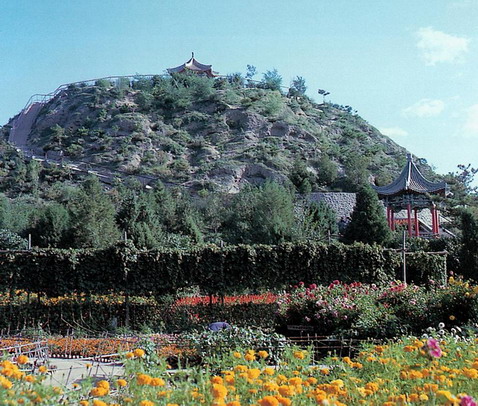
[402,98,445,118]
[416,27,470,65]
[462,104,478,137]
[379,127,409,137]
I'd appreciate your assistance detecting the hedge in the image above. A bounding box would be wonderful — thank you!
[0,241,447,298]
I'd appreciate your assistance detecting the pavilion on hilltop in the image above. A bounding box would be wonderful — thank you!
[373,154,449,237]
[167,53,218,78]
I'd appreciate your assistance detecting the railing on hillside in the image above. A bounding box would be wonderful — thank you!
[22,74,169,111]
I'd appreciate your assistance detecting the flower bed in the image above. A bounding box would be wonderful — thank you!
[1,333,478,405]
[277,278,478,338]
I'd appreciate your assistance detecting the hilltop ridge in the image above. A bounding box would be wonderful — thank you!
[2,73,437,193]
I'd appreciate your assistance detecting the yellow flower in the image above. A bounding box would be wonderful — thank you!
[35,365,47,374]
[90,387,108,397]
[247,369,261,379]
[96,380,110,391]
[245,354,255,361]
[92,400,107,406]
[15,355,29,365]
[233,352,242,359]
[79,401,89,406]
[293,350,306,360]
[263,367,275,376]
[449,315,456,321]
[125,352,134,359]
[151,377,166,386]
[278,385,296,397]
[212,383,228,399]
[116,379,128,387]
[320,368,330,375]
[258,396,279,406]
[133,348,146,358]
[137,373,152,385]
[258,350,269,359]
[139,401,155,406]
[211,376,224,384]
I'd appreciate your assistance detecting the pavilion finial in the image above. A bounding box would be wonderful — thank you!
[406,153,412,162]
[192,51,194,59]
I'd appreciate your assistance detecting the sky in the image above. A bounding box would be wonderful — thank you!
[1,0,477,178]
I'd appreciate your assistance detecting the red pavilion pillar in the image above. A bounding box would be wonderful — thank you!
[431,206,437,236]
[391,210,395,231]
[414,208,420,237]
[407,204,413,237]
[387,206,391,229]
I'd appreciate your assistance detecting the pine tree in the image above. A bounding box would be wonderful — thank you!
[343,184,391,245]
[460,209,478,280]
[68,176,120,248]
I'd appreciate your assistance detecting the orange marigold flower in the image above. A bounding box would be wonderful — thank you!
[116,379,128,387]
[133,348,145,358]
[150,377,165,387]
[92,400,107,406]
[211,376,224,384]
[258,351,269,359]
[245,354,255,361]
[137,374,152,385]
[278,385,296,397]
[125,352,134,359]
[293,351,306,360]
[247,369,261,379]
[212,383,228,399]
[139,401,154,406]
[277,397,292,406]
[96,380,110,391]
[233,352,242,359]
[38,366,48,373]
[79,401,89,406]
[16,355,29,365]
[90,387,108,397]
[258,396,279,406]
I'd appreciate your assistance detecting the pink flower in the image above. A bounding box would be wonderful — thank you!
[425,338,442,358]
[460,396,477,406]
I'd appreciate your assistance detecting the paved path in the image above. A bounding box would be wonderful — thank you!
[40,357,124,388]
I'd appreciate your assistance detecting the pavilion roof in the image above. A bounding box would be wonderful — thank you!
[167,53,217,77]
[373,154,448,197]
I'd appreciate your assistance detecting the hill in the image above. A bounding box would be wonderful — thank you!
[2,73,438,193]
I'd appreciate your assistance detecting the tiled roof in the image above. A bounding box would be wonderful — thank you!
[373,154,447,197]
[167,54,216,77]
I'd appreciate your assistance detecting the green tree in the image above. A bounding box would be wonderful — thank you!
[0,229,27,250]
[289,159,315,194]
[315,155,338,186]
[33,203,71,247]
[344,152,370,190]
[68,176,120,248]
[117,190,165,249]
[290,76,307,96]
[295,200,338,242]
[261,69,283,92]
[224,182,295,244]
[342,184,391,245]
[460,209,478,280]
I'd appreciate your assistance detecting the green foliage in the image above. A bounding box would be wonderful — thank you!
[0,229,27,250]
[343,184,391,245]
[182,326,286,364]
[315,155,338,187]
[32,203,71,248]
[460,209,478,280]
[289,76,307,96]
[289,159,315,193]
[261,69,283,91]
[67,176,120,248]
[224,182,296,245]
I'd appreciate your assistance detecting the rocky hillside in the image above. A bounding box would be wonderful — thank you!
[3,74,436,192]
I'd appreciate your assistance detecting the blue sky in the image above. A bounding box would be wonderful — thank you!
[1,0,477,177]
